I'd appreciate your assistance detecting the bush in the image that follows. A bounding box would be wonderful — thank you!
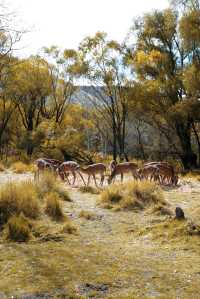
[0,181,40,226]
[5,214,31,242]
[45,192,64,221]
[100,180,166,211]
[11,161,34,173]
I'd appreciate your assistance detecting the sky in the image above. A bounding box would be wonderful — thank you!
[7,0,169,57]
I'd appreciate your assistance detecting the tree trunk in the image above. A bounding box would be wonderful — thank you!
[176,121,197,169]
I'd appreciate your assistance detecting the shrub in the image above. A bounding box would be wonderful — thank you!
[79,186,100,195]
[0,181,40,226]
[45,192,64,221]
[100,180,166,211]
[5,214,31,242]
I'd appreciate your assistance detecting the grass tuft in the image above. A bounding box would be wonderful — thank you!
[61,222,77,235]
[79,210,96,220]
[79,186,100,194]
[45,192,65,221]
[5,214,31,242]
[0,181,40,226]
[101,180,166,211]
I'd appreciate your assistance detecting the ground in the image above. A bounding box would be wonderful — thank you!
[0,171,200,299]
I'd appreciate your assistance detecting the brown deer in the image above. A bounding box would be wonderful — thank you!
[142,162,178,185]
[78,163,106,186]
[138,164,159,182]
[57,161,86,185]
[34,158,54,181]
[108,162,138,184]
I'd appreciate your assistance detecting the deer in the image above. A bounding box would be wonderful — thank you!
[142,162,178,185]
[56,161,86,186]
[78,163,107,186]
[108,162,138,184]
[138,164,160,182]
[34,158,55,181]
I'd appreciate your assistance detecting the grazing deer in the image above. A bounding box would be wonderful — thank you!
[57,161,86,185]
[143,162,178,185]
[108,162,138,184]
[138,164,160,182]
[34,158,54,181]
[78,163,106,186]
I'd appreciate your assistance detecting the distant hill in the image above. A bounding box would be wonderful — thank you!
[71,86,105,107]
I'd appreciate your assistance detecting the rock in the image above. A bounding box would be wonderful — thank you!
[175,207,185,220]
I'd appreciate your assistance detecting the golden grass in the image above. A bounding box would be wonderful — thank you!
[79,210,96,220]
[11,161,35,173]
[5,214,31,242]
[0,162,5,172]
[45,192,65,221]
[101,180,166,211]
[0,181,40,226]
[79,186,100,194]
[60,221,77,235]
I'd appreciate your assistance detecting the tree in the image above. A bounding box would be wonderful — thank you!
[41,46,77,125]
[77,32,133,161]
[130,8,200,169]
[10,57,51,156]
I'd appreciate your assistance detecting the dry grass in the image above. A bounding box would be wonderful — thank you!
[36,171,56,197]
[0,181,40,226]
[101,180,166,211]
[36,172,72,201]
[79,210,96,220]
[60,221,77,234]
[0,162,5,172]
[54,185,72,201]
[5,214,31,242]
[11,161,34,173]
[45,192,65,221]
[79,186,100,194]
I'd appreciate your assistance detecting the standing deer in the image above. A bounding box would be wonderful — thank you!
[78,163,106,186]
[108,162,138,184]
[57,161,86,185]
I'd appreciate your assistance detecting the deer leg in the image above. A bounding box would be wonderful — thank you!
[93,174,97,187]
[77,171,86,186]
[87,175,91,186]
[120,173,123,183]
[101,174,105,186]
[65,172,71,185]
[71,171,76,185]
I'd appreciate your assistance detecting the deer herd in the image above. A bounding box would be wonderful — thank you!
[35,158,179,187]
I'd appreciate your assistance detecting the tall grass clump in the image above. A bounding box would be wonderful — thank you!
[36,171,57,197]
[0,181,40,226]
[101,180,166,211]
[5,214,31,242]
[45,192,64,221]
